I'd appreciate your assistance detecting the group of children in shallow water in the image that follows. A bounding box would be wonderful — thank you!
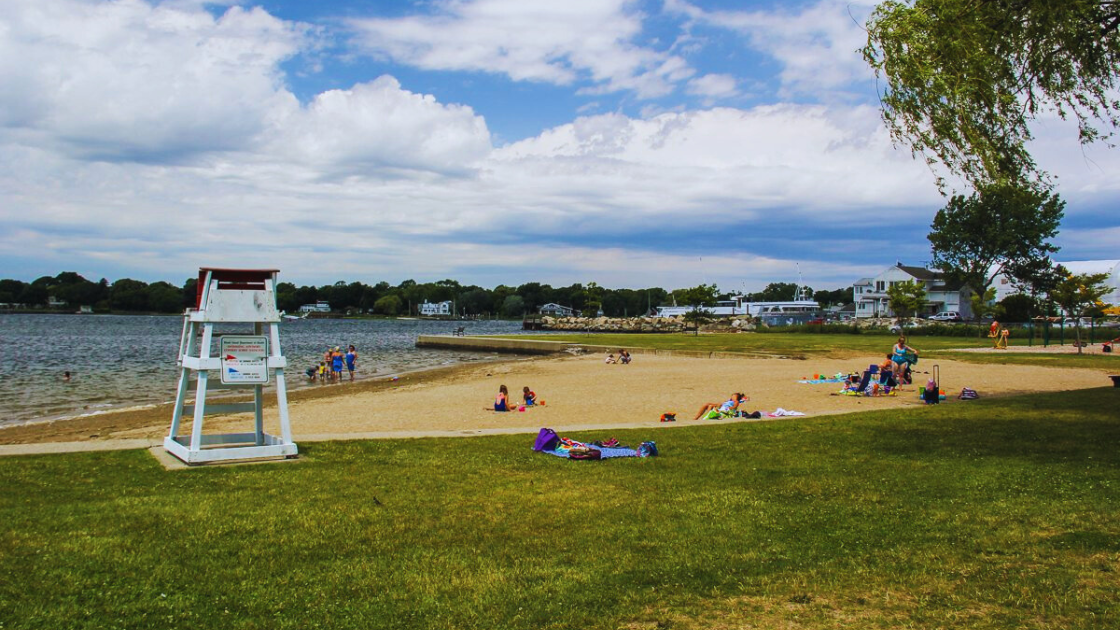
[491,384,540,412]
[305,345,358,383]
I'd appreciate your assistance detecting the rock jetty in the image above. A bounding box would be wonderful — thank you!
[529,315,757,333]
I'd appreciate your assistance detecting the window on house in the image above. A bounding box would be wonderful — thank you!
[875,281,885,291]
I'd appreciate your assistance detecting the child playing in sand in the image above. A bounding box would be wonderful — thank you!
[605,353,616,364]
[694,393,748,420]
[522,386,537,406]
[491,385,512,411]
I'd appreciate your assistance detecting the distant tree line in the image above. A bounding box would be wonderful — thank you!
[0,272,855,317]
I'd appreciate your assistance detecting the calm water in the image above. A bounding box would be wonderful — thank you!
[0,314,533,427]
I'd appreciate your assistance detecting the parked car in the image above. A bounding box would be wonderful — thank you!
[928,311,962,322]
[1051,317,1094,328]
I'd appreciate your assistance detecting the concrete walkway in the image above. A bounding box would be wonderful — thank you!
[0,419,725,460]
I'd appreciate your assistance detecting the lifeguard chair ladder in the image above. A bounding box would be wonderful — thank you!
[166,268,297,464]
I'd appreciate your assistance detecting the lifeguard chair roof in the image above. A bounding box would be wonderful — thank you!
[196,268,280,309]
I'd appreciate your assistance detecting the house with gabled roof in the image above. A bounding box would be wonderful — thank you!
[538,303,575,317]
[854,264,973,319]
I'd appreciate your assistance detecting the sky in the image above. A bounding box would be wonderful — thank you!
[1,0,1118,294]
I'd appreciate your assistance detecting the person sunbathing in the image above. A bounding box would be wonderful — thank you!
[694,393,748,420]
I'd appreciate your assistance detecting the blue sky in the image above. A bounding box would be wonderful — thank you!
[1,0,1117,293]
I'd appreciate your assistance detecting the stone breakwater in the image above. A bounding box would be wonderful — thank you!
[532,315,757,333]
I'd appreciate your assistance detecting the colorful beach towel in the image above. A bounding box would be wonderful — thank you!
[532,428,658,459]
[797,378,844,384]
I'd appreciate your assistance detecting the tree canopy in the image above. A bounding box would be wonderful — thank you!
[1049,269,1112,352]
[928,182,1064,297]
[887,279,927,320]
[863,0,1120,189]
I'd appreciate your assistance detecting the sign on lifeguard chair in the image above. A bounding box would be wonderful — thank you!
[165,268,297,464]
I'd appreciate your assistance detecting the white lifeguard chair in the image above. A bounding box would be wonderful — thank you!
[165,268,297,464]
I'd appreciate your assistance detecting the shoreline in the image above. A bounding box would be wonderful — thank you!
[0,357,529,445]
[1,351,1110,448]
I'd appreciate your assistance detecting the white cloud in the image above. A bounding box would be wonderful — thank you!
[346,0,692,99]
[668,0,876,99]
[262,76,492,177]
[1,0,1115,291]
[491,105,941,225]
[0,0,492,176]
[686,73,739,100]
[0,0,306,160]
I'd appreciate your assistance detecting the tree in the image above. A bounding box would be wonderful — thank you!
[928,182,1063,322]
[749,282,798,302]
[1049,270,1112,354]
[813,287,852,308]
[146,281,184,313]
[458,288,491,315]
[887,280,927,322]
[997,293,1039,323]
[581,282,604,317]
[373,294,402,316]
[863,0,1120,189]
[0,279,27,304]
[674,284,719,335]
[681,307,714,336]
[109,278,149,311]
[969,287,999,333]
[500,295,525,318]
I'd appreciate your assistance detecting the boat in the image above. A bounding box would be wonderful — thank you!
[654,268,821,325]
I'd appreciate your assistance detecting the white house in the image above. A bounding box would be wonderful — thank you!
[854,264,972,319]
[419,300,452,316]
[298,301,331,313]
[992,260,1120,305]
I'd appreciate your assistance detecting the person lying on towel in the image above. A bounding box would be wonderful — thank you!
[694,392,749,420]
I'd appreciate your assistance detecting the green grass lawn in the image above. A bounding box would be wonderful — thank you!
[2,388,1119,629]
[511,331,1119,370]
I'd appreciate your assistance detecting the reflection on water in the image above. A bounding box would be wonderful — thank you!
[0,314,533,427]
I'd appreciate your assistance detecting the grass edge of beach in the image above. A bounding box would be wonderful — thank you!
[1,385,1118,629]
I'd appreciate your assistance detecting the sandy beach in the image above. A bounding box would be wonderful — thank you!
[2,350,1113,446]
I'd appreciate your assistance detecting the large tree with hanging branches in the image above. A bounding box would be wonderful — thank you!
[862,0,1120,190]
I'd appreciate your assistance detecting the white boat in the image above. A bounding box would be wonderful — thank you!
[654,296,820,319]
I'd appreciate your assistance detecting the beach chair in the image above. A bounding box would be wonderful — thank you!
[855,365,877,393]
[452,326,465,336]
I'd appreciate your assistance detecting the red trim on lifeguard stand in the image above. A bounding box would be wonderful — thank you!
[196,268,279,308]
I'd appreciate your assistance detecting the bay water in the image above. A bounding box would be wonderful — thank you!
[0,314,534,428]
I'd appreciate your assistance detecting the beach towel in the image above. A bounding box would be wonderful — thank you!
[797,378,844,384]
[767,408,806,417]
[534,431,658,459]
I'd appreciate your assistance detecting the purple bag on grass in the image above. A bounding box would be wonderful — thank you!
[533,428,560,452]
